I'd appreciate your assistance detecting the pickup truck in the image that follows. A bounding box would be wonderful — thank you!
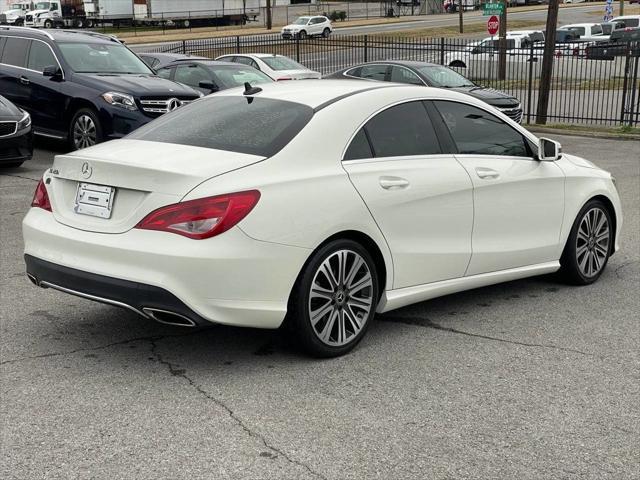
[557,23,609,43]
[585,27,640,60]
[444,31,545,68]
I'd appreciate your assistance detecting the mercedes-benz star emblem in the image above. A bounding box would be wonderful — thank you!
[167,98,181,112]
[81,161,92,179]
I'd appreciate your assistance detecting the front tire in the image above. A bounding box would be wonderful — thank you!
[297,30,307,40]
[559,200,613,285]
[43,19,53,28]
[287,239,379,357]
[69,108,103,151]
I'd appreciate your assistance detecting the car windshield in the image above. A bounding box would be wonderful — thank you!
[294,17,310,25]
[34,2,51,9]
[261,56,306,71]
[128,96,314,157]
[417,66,474,88]
[58,42,153,74]
[211,66,273,89]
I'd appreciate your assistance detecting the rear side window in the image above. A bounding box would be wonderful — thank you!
[1,37,29,68]
[433,101,530,157]
[344,129,373,161]
[624,18,639,27]
[359,64,388,81]
[359,101,441,158]
[27,41,57,72]
[128,96,314,157]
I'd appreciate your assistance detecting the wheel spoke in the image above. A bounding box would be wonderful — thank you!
[310,286,333,301]
[576,244,589,258]
[319,309,339,343]
[319,262,338,289]
[349,272,372,294]
[347,296,372,310]
[344,256,364,288]
[310,302,333,327]
[345,306,362,330]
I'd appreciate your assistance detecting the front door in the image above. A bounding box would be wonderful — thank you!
[430,100,565,276]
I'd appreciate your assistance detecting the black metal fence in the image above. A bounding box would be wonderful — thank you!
[139,34,640,126]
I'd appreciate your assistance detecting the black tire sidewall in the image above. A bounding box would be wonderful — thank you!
[560,199,612,285]
[323,28,330,38]
[288,239,379,357]
[69,108,103,151]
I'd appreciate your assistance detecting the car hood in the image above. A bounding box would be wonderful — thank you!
[452,86,520,108]
[282,24,304,30]
[0,95,22,121]
[72,73,201,98]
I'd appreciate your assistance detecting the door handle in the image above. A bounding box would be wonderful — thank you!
[19,76,30,85]
[379,176,410,190]
[475,167,500,179]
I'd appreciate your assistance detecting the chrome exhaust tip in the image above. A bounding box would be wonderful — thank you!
[27,273,38,286]
[143,308,197,327]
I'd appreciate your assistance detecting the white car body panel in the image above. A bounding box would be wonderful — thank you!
[22,81,623,330]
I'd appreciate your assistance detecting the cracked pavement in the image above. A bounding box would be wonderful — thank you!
[1,135,639,479]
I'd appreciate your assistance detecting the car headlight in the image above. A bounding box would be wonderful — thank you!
[101,91,138,111]
[17,110,31,130]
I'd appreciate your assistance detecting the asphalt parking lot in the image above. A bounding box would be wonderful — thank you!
[1,134,639,479]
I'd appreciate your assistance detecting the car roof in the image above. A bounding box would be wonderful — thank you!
[163,60,241,68]
[0,27,121,44]
[560,23,599,28]
[212,79,472,110]
[345,60,439,69]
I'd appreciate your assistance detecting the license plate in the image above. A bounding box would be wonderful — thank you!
[74,183,115,219]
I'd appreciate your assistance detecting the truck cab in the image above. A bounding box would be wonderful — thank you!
[0,2,33,26]
[24,1,60,27]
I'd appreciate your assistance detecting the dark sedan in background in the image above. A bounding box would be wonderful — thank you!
[156,60,273,95]
[0,94,33,168]
[138,52,208,70]
[326,60,523,123]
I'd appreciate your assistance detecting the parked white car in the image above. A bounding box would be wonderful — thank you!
[281,15,332,39]
[215,53,321,81]
[445,31,545,68]
[23,81,622,357]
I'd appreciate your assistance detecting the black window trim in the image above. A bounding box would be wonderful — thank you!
[430,99,536,159]
[388,64,427,86]
[0,35,64,79]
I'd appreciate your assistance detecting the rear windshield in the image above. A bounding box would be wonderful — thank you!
[128,96,313,157]
[261,56,306,71]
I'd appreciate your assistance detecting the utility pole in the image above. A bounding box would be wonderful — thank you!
[498,0,507,80]
[536,0,560,125]
[266,0,272,30]
[458,0,463,34]
[620,0,624,16]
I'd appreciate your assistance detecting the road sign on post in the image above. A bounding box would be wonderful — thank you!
[487,15,499,36]
[483,2,504,16]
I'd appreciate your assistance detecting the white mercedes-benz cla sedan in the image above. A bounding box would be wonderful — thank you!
[23,80,622,357]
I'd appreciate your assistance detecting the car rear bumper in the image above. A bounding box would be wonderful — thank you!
[23,208,312,329]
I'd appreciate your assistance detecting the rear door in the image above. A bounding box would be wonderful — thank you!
[430,100,565,276]
[342,100,473,289]
[0,36,30,109]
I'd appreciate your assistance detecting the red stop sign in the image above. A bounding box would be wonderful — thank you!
[487,15,500,36]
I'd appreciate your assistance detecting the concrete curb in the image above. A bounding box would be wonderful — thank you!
[526,126,640,142]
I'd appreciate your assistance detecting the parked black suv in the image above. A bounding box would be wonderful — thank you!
[0,94,32,167]
[0,27,201,151]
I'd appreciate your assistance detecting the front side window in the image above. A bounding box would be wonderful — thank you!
[156,67,172,79]
[58,42,153,74]
[356,101,441,158]
[433,101,530,157]
[294,17,310,25]
[389,66,423,85]
[27,40,57,72]
[128,96,314,157]
[174,64,211,88]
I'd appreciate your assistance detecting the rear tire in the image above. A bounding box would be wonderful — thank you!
[286,239,379,357]
[322,28,330,38]
[69,108,103,152]
[559,199,613,285]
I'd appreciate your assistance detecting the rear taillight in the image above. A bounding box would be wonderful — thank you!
[277,77,293,81]
[135,190,260,240]
[31,179,52,212]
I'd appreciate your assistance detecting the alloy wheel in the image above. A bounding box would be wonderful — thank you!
[576,207,610,278]
[73,115,97,149]
[308,249,374,347]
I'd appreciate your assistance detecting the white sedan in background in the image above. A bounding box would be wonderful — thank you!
[24,81,622,357]
[281,15,333,39]
[215,53,321,80]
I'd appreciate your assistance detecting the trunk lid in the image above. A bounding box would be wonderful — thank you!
[47,139,264,234]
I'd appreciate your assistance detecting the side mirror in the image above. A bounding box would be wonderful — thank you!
[43,65,62,78]
[198,80,219,92]
[538,137,562,161]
